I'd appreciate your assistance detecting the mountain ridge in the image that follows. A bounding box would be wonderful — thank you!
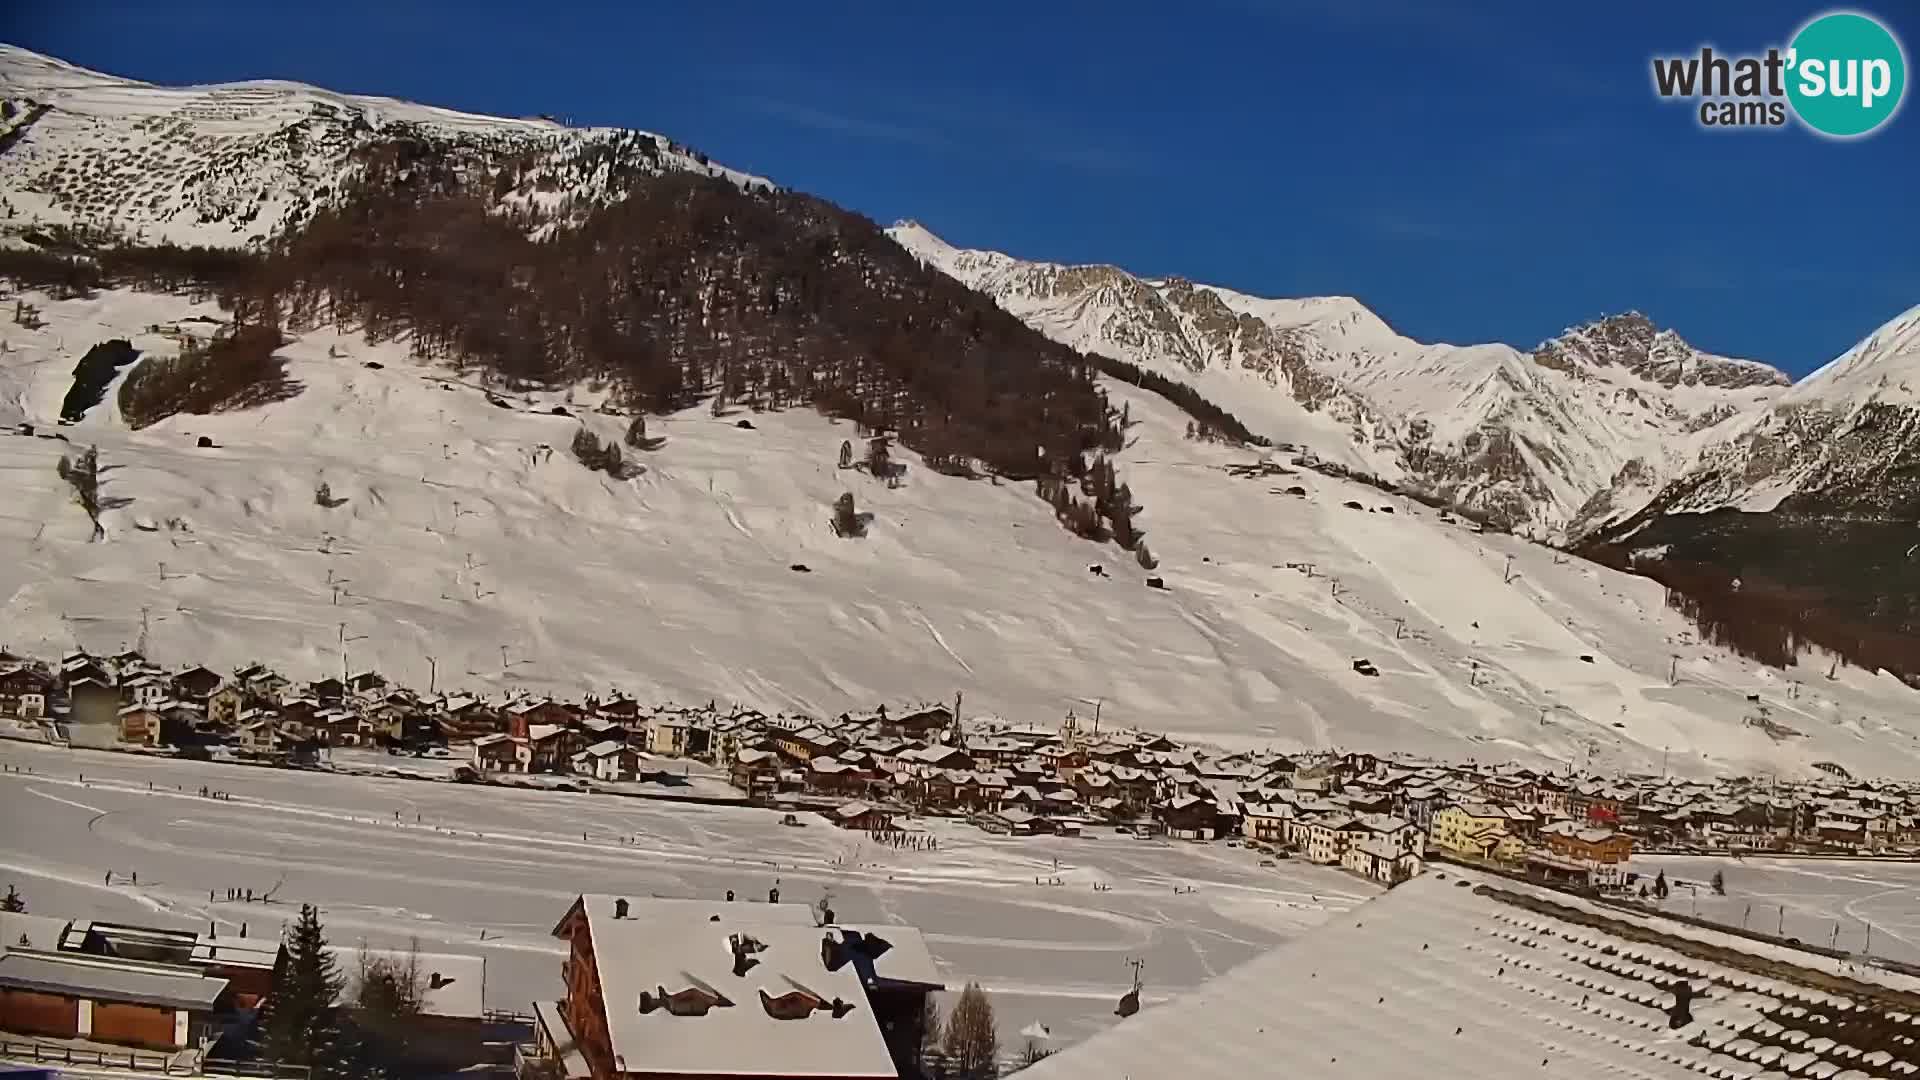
[887,219,1822,538]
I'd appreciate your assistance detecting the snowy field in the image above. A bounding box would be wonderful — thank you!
[1631,854,1920,968]
[3,289,1917,781]
[0,742,1373,1047]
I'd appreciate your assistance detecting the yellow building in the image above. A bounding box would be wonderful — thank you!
[1431,803,1522,861]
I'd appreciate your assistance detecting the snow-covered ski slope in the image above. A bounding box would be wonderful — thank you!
[3,289,1918,778]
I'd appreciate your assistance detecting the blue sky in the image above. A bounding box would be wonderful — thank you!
[10,1,1917,375]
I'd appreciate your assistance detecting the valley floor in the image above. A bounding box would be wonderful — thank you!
[0,741,1373,1048]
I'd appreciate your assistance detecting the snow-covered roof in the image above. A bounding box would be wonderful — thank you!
[1349,836,1413,860]
[0,911,70,951]
[561,895,933,1078]
[191,937,281,971]
[327,945,486,1019]
[1016,872,1912,1080]
[0,948,229,1011]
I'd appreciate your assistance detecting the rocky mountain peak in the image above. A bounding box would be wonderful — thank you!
[1532,313,1790,391]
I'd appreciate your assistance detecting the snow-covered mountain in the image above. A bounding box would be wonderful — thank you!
[0,44,766,248]
[1622,303,1920,519]
[6,286,1919,779]
[1580,304,1920,645]
[887,222,1793,538]
[0,46,1913,764]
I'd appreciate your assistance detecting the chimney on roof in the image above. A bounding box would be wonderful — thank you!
[730,933,764,977]
[614,898,630,919]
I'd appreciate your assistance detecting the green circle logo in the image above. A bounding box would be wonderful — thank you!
[1786,12,1907,137]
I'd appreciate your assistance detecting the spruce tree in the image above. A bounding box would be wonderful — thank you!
[261,904,344,1068]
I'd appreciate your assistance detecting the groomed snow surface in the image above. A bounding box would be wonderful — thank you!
[3,289,1919,779]
[0,742,1373,1046]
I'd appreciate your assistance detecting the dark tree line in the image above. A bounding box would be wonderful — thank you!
[1585,544,1919,685]
[238,144,1123,493]
[1,136,1279,549]
[0,240,262,303]
[206,139,1189,543]
[117,324,301,429]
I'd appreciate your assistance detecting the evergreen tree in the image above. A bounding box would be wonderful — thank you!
[1711,870,1726,896]
[261,904,344,1068]
[838,439,853,469]
[0,884,24,913]
[942,982,1000,1079]
[1654,870,1670,900]
[624,414,648,448]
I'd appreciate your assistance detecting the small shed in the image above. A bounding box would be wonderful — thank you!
[829,801,893,831]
